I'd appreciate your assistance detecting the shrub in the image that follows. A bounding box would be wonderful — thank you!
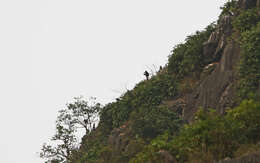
[169,100,260,162]
[219,0,237,17]
[226,100,260,143]
[130,132,173,163]
[237,22,260,99]
[131,106,182,139]
[99,73,178,129]
[167,24,215,79]
[232,8,260,33]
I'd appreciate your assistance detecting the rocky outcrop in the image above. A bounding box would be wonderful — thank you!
[216,151,260,163]
[108,123,130,154]
[238,0,259,9]
[162,98,186,117]
[183,12,240,121]
[158,150,176,163]
[203,14,232,63]
[164,0,260,122]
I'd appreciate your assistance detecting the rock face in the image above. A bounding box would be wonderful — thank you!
[216,152,260,163]
[203,14,232,63]
[177,0,260,121]
[108,123,129,154]
[183,12,240,121]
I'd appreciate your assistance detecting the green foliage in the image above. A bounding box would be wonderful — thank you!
[171,109,240,162]
[77,19,216,163]
[130,132,173,163]
[41,2,260,162]
[226,100,260,143]
[131,100,260,163]
[124,139,146,159]
[237,22,260,99]
[132,73,178,107]
[70,128,108,163]
[232,8,260,33]
[40,97,101,163]
[171,100,260,162]
[59,97,101,135]
[167,24,216,78]
[219,0,237,17]
[40,123,77,163]
[99,73,178,129]
[131,106,183,139]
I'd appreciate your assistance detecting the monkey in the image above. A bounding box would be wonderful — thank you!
[144,70,149,80]
[159,66,163,71]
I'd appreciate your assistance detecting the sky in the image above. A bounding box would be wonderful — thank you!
[0,0,227,163]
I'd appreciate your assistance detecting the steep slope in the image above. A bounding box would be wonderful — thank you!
[182,0,260,122]
[70,1,260,163]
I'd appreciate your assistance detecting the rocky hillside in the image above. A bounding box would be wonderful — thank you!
[42,1,260,163]
[180,0,260,122]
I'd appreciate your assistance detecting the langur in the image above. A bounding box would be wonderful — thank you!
[144,70,149,80]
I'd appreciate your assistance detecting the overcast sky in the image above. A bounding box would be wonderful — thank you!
[0,0,227,163]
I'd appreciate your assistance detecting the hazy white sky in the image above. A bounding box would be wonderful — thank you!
[0,0,227,163]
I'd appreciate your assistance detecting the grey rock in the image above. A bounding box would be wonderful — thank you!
[217,151,260,163]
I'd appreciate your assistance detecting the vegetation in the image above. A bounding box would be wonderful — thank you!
[167,24,216,79]
[219,0,237,17]
[232,8,260,99]
[58,97,101,135]
[131,106,183,139]
[40,123,77,163]
[40,1,260,163]
[99,73,179,130]
[131,100,260,163]
[40,97,101,163]
[232,8,260,33]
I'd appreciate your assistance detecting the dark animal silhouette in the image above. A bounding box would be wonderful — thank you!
[159,66,163,71]
[144,71,149,80]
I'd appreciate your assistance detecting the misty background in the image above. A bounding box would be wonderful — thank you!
[0,0,227,163]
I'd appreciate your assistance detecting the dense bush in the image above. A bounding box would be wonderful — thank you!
[131,73,178,107]
[131,106,183,139]
[170,110,239,162]
[226,100,260,143]
[167,24,216,79]
[232,8,260,33]
[99,73,178,129]
[237,21,260,99]
[174,100,260,162]
[130,100,260,163]
[130,132,173,163]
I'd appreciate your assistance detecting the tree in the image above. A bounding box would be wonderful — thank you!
[40,96,101,163]
[40,123,77,163]
[59,96,101,135]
